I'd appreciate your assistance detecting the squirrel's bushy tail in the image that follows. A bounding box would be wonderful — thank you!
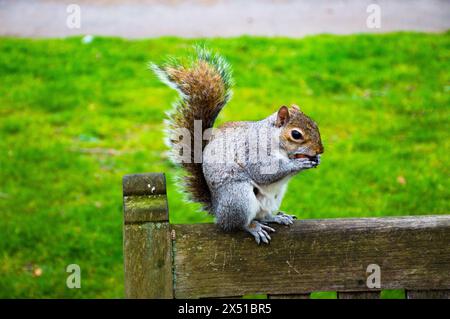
[150,47,233,210]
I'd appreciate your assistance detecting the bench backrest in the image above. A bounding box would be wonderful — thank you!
[123,173,450,299]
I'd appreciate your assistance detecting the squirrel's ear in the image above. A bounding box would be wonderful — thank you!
[276,106,290,127]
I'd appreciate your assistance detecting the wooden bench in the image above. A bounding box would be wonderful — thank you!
[122,173,450,299]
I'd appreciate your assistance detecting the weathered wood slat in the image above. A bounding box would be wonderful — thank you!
[123,173,166,196]
[406,290,450,299]
[124,223,173,298]
[123,173,173,298]
[124,195,168,223]
[172,216,450,298]
[338,291,380,299]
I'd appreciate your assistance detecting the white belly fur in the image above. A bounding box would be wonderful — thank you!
[255,176,291,219]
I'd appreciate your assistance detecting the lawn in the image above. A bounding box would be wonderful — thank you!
[0,33,449,298]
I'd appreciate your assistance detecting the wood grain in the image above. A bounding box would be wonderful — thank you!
[124,222,173,298]
[123,173,173,298]
[172,216,450,298]
[124,195,168,223]
[123,173,166,196]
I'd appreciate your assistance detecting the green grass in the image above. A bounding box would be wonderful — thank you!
[0,33,449,298]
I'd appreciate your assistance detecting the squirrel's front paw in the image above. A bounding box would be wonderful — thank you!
[294,155,320,170]
[274,212,297,225]
[261,212,297,226]
[244,221,275,245]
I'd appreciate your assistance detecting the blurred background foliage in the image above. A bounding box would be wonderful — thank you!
[0,33,448,297]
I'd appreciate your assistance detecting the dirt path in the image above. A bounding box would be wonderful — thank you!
[0,0,449,38]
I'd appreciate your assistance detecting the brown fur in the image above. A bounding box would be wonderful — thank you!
[162,60,231,209]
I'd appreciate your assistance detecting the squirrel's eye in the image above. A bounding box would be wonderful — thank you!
[291,129,303,140]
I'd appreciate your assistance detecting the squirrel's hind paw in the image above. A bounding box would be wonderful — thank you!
[245,221,275,245]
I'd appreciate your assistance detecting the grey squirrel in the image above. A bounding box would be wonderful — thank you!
[151,48,324,244]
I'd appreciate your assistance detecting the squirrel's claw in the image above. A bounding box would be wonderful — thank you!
[261,212,297,226]
[275,212,296,225]
[260,223,276,233]
[245,221,275,245]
